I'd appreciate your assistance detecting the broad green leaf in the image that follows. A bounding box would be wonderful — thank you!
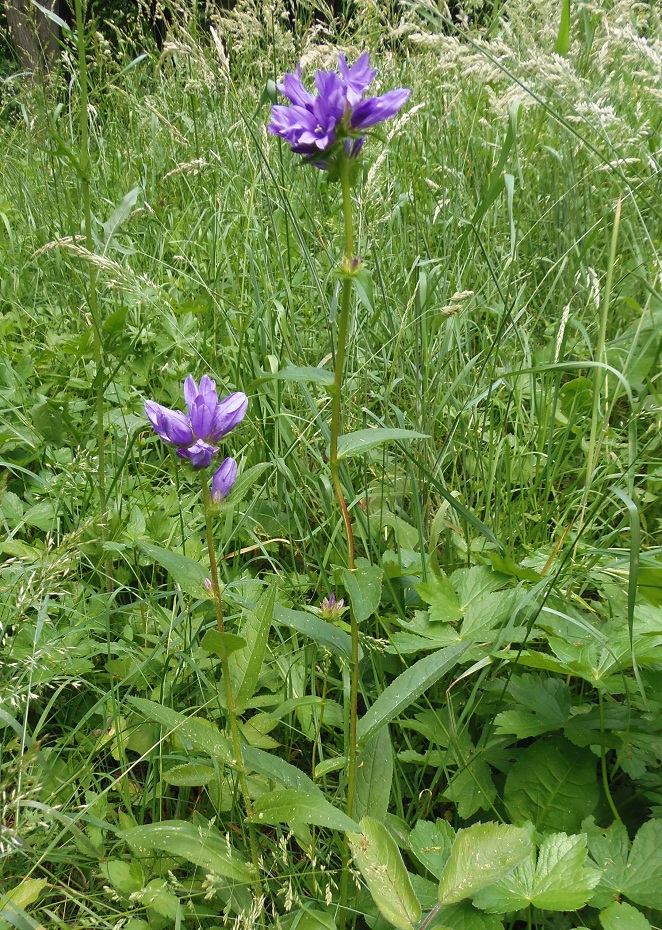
[230,584,275,713]
[438,822,533,905]
[138,541,211,600]
[348,816,422,930]
[0,878,48,924]
[494,675,571,739]
[200,630,246,659]
[436,902,504,930]
[241,744,323,798]
[357,642,468,747]
[473,832,601,913]
[224,462,271,507]
[409,819,455,879]
[270,365,334,387]
[281,908,337,930]
[443,757,497,819]
[120,820,255,882]
[128,698,231,763]
[162,762,215,787]
[622,818,662,909]
[251,788,358,832]
[100,859,144,896]
[584,817,630,908]
[354,726,393,821]
[274,604,358,660]
[417,574,463,624]
[600,902,651,930]
[504,736,598,833]
[343,564,383,624]
[337,428,428,461]
[142,879,180,919]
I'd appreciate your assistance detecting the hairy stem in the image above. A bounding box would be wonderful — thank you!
[200,478,263,901]
[74,0,111,591]
[333,152,359,930]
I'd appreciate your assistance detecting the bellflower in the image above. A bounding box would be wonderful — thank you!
[211,457,237,502]
[268,52,410,170]
[145,376,248,468]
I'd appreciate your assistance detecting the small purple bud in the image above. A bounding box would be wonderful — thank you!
[204,578,213,591]
[211,457,237,502]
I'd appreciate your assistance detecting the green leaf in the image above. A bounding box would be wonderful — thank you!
[504,736,598,833]
[200,630,246,659]
[162,762,215,787]
[343,564,383,624]
[438,822,533,905]
[274,604,358,660]
[281,907,338,930]
[357,642,468,747]
[127,698,231,763]
[622,818,662,909]
[270,365,334,387]
[417,574,463,624]
[494,675,571,739]
[443,758,497,819]
[138,541,211,600]
[600,902,651,930]
[0,878,48,929]
[224,462,271,507]
[473,832,601,913]
[251,788,358,832]
[409,819,455,880]
[584,817,630,908]
[353,726,393,821]
[242,745,323,798]
[100,859,144,896]
[348,816,422,930]
[120,820,255,882]
[555,0,571,54]
[435,901,504,930]
[230,584,275,713]
[336,428,428,461]
[142,879,180,920]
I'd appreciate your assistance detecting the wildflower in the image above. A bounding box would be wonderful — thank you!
[211,457,237,502]
[319,592,345,621]
[268,52,410,170]
[145,375,247,468]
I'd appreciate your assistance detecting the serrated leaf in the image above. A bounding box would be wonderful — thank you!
[142,879,180,919]
[409,819,455,879]
[120,820,255,882]
[138,541,211,600]
[251,788,358,832]
[436,901,504,930]
[100,859,144,896]
[230,584,275,713]
[473,832,601,913]
[200,629,246,659]
[349,816,422,930]
[417,574,463,624]
[622,819,662,909]
[357,642,468,747]
[495,675,571,739]
[584,817,630,908]
[343,564,382,624]
[438,822,533,905]
[354,726,393,821]
[337,428,428,460]
[600,902,651,930]
[443,758,497,819]
[504,736,599,833]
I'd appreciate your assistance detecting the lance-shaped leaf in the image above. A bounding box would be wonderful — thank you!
[349,816,421,930]
[251,789,358,832]
[229,584,275,713]
[438,822,534,905]
[138,541,211,600]
[357,642,468,746]
[336,427,428,461]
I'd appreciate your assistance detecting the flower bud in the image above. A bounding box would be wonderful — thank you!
[211,457,237,503]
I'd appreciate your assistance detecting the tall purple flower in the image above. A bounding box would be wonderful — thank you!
[268,52,410,170]
[145,376,248,468]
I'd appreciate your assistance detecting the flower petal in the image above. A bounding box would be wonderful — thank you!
[211,457,237,502]
[178,439,217,468]
[350,88,410,130]
[145,400,194,446]
[208,391,248,441]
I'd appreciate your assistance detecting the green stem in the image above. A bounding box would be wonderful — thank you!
[333,153,359,930]
[74,0,111,590]
[200,478,263,901]
[598,689,622,824]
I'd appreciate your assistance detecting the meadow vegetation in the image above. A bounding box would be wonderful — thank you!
[0,1,661,928]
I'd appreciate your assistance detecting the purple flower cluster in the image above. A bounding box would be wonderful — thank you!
[145,375,247,498]
[268,52,409,170]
